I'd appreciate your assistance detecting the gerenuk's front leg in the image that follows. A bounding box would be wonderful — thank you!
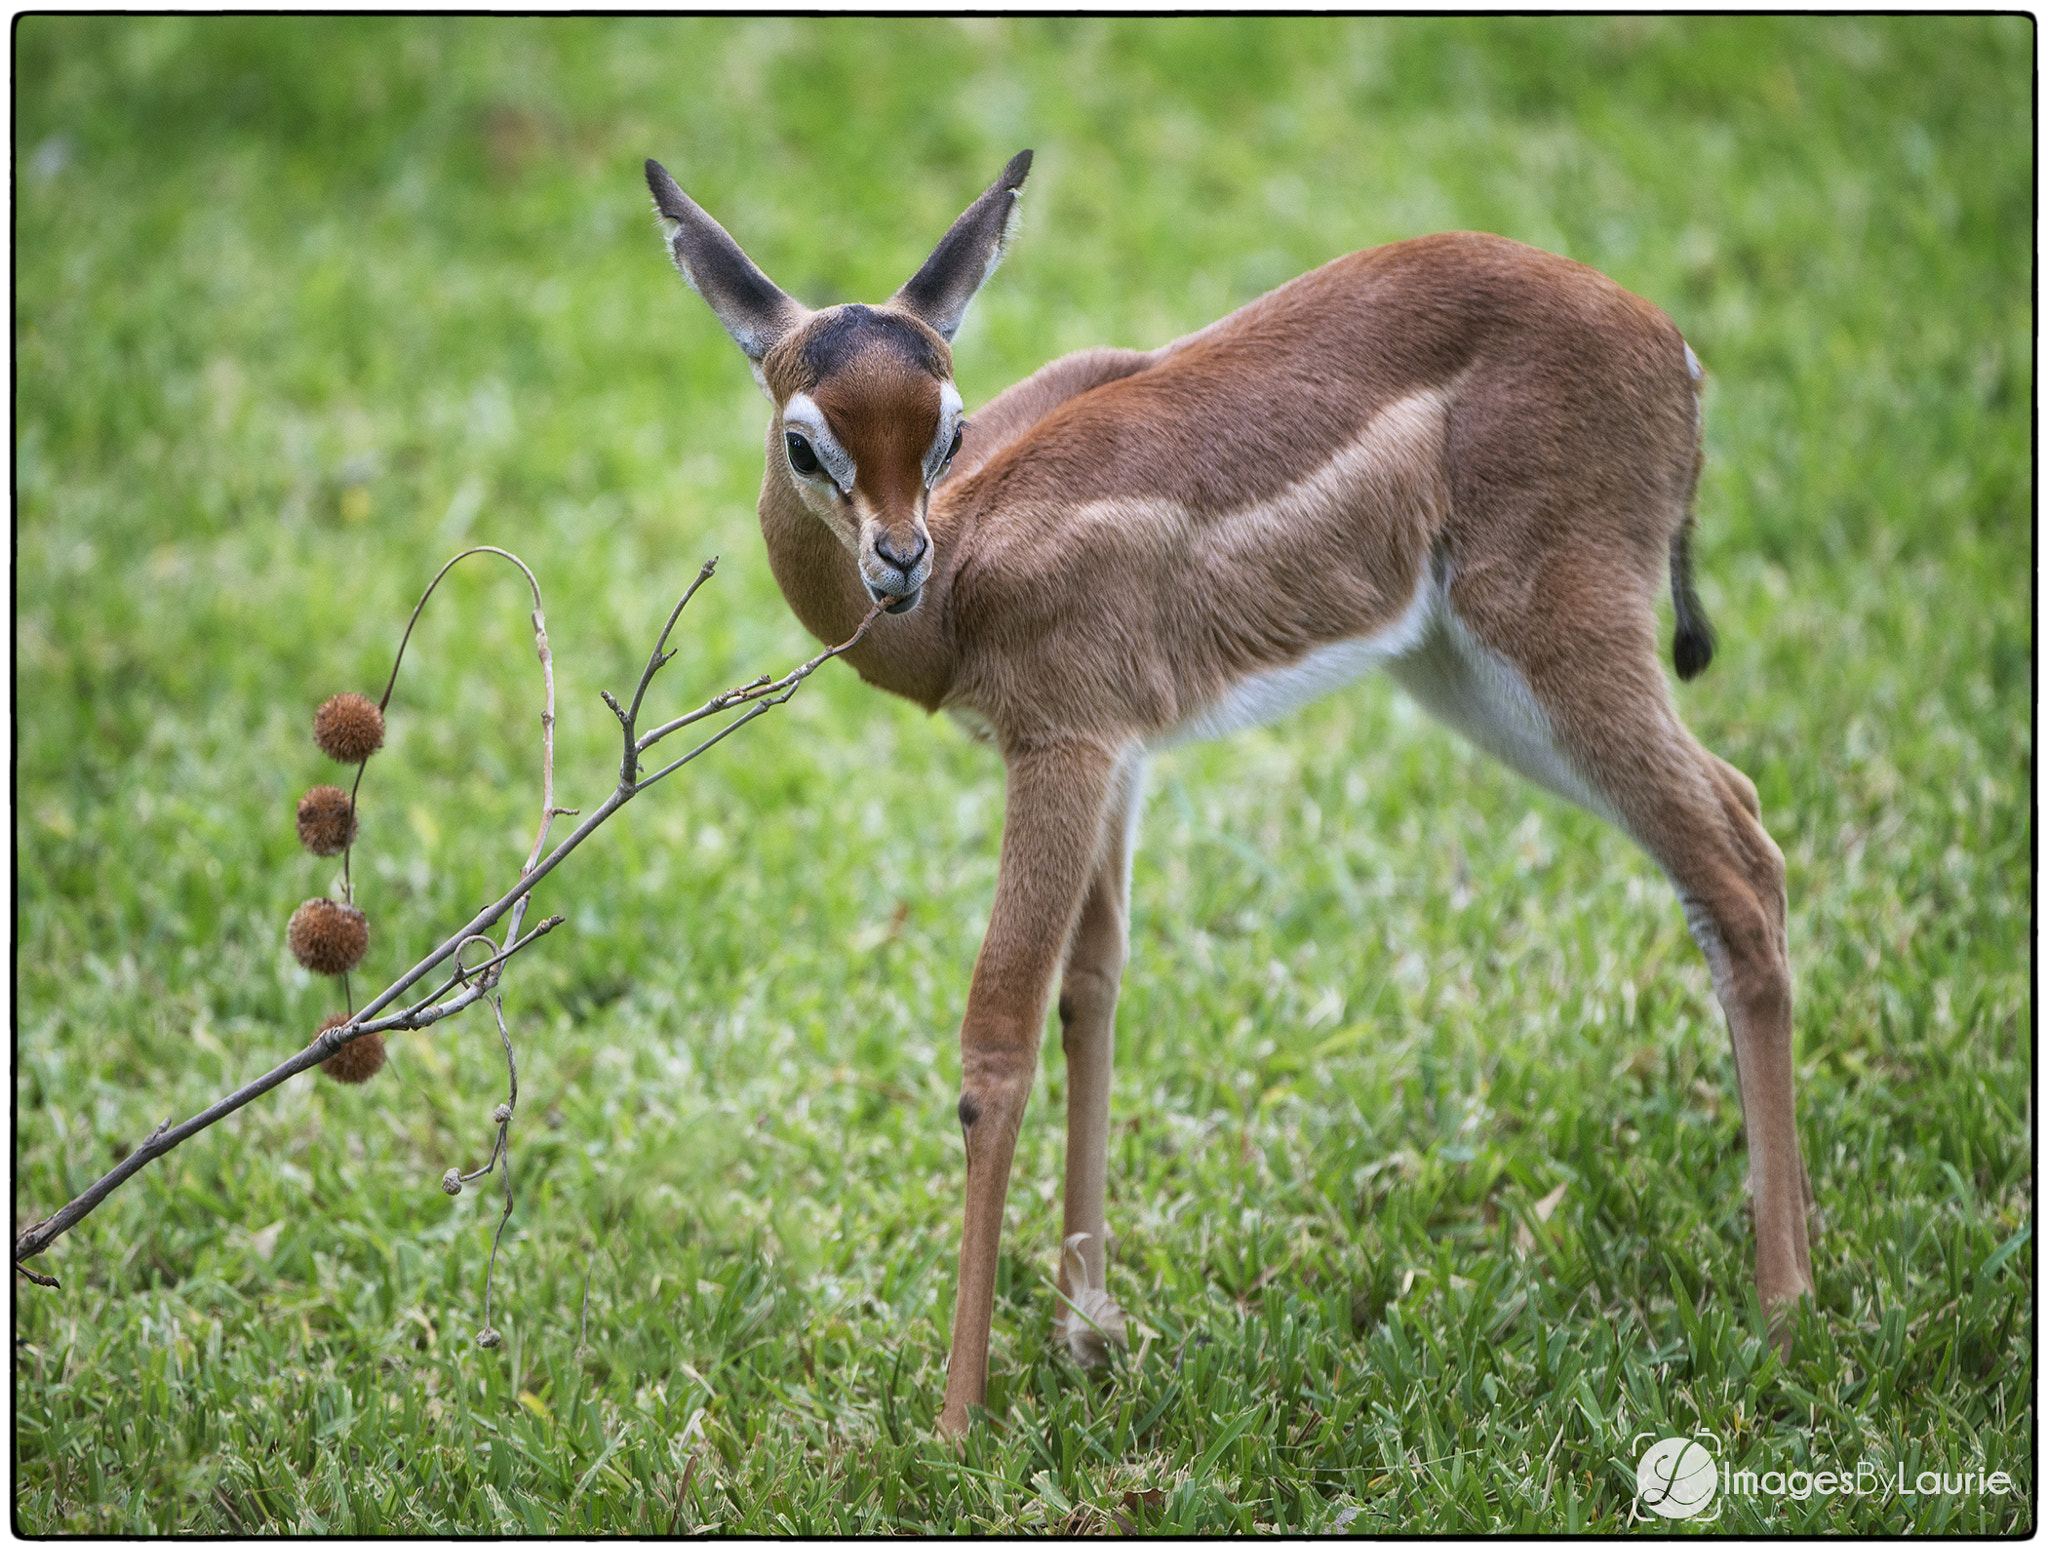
[938,741,1121,1440]
[1054,755,1142,1364]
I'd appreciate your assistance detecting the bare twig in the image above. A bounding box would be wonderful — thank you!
[379,546,544,714]
[396,922,561,1027]
[348,546,546,916]
[15,569,882,1273]
[341,757,369,914]
[506,559,559,959]
[13,916,563,1265]
[612,557,720,785]
[631,610,878,756]
[463,993,520,1348]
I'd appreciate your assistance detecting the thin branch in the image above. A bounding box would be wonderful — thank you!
[14,570,876,1271]
[612,557,719,785]
[351,546,546,913]
[633,602,883,755]
[342,756,368,911]
[380,546,543,713]
[397,920,564,1022]
[630,602,882,790]
[12,914,566,1263]
[464,994,520,1348]
[505,577,559,956]
[634,700,779,792]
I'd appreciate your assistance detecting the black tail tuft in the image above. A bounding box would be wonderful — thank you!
[1670,519,1716,681]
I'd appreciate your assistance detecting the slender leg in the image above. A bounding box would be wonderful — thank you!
[1542,663,1811,1317]
[1434,561,1813,1324]
[1054,755,1143,1363]
[1704,735,1811,1242]
[939,741,1122,1440]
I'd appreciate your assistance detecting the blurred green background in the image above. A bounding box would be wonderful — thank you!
[15,16,2032,1533]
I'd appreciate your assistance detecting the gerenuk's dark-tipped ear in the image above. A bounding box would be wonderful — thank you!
[645,158,805,366]
[891,150,1032,343]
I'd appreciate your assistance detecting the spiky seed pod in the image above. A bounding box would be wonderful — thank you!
[288,897,369,975]
[322,1031,386,1084]
[310,1012,386,1084]
[295,784,358,856]
[314,692,385,764]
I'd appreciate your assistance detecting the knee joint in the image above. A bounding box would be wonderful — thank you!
[957,1070,1030,1143]
[1058,964,1122,1021]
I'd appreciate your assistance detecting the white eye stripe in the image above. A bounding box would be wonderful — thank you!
[925,381,966,485]
[787,386,963,492]
[782,392,856,491]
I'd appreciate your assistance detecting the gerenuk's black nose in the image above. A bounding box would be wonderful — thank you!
[872,528,929,577]
[874,530,928,575]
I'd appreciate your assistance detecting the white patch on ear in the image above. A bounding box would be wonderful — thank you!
[992,192,1023,279]
[951,193,1022,341]
[655,217,699,293]
[1684,341,1703,382]
[655,213,787,365]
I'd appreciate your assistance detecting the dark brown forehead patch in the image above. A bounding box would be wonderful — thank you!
[766,304,952,398]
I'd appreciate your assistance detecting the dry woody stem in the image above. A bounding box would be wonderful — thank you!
[15,558,884,1279]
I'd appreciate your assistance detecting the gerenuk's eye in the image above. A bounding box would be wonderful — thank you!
[945,427,963,465]
[785,432,821,477]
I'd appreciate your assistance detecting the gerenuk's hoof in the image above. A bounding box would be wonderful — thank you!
[1055,1232,1128,1366]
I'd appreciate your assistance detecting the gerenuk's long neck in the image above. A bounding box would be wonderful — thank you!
[753,434,962,714]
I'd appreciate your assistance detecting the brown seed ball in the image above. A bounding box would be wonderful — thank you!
[295,785,358,856]
[288,897,369,975]
[314,693,385,764]
[316,1017,386,1085]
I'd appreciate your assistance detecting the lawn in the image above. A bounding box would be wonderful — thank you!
[13,16,2032,1534]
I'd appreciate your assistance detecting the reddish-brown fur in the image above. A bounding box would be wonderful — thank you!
[646,154,1813,1440]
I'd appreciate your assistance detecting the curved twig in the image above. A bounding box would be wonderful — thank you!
[345,546,548,915]
[379,546,543,713]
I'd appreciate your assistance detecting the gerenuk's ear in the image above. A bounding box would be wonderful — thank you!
[891,150,1032,343]
[645,158,805,367]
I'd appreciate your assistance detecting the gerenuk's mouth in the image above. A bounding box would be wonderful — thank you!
[866,581,923,615]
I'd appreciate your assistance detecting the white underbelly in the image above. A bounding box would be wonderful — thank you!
[1145,572,1618,827]
[1385,604,1617,824]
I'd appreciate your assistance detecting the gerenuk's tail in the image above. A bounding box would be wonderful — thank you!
[1671,341,1715,681]
[1670,514,1715,681]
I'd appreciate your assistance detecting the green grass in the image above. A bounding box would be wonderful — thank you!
[14,16,2032,1534]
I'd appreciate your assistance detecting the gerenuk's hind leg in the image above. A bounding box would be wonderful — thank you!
[1423,561,1814,1327]
[1527,634,1812,1318]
